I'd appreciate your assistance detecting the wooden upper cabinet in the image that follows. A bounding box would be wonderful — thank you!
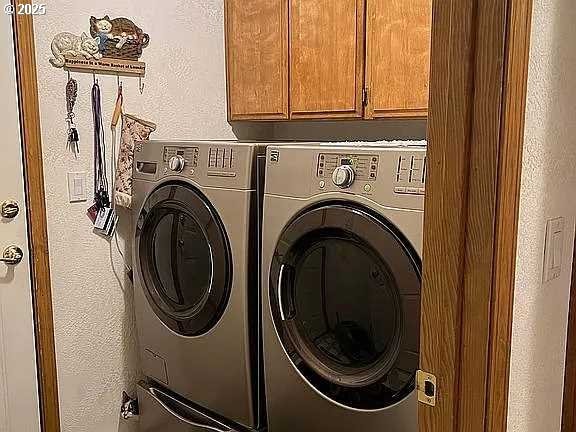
[365,0,432,118]
[289,0,365,119]
[225,0,289,120]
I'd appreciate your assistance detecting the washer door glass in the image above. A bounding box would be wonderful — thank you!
[137,183,232,336]
[270,203,421,410]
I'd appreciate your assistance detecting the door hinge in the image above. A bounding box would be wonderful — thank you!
[362,87,369,107]
[417,370,437,407]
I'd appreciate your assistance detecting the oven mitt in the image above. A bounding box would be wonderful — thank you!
[115,113,157,208]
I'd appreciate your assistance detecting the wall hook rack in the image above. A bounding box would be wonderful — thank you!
[50,15,149,79]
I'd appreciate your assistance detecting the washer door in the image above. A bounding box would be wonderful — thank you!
[136,182,232,337]
[269,203,421,410]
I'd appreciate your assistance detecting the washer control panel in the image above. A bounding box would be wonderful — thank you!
[265,145,426,210]
[394,154,426,196]
[317,153,379,186]
[162,146,199,177]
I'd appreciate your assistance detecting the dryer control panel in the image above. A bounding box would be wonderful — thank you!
[317,153,379,182]
[265,145,427,211]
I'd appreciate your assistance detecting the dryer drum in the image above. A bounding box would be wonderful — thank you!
[136,182,232,337]
[270,202,421,410]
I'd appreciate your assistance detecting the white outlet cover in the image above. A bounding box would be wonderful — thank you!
[67,172,87,203]
[543,217,564,283]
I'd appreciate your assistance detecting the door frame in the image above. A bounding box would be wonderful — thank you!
[11,3,60,431]
[562,234,576,432]
[10,0,534,431]
[420,0,533,431]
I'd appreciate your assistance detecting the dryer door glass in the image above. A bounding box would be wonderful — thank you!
[137,183,232,336]
[270,203,421,410]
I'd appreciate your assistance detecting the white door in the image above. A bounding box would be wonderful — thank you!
[0,14,42,432]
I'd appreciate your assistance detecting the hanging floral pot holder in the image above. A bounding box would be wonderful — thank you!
[115,114,156,208]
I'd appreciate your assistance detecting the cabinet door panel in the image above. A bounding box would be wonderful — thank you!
[290,0,365,119]
[225,0,288,120]
[365,0,431,118]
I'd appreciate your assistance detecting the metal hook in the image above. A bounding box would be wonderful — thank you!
[138,76,145,95]
[67,69,71,81]
[117,74,123,93]
[93,71,97,85]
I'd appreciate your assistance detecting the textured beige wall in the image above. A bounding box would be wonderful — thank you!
[507,0,576,430]
[34,1,271,431]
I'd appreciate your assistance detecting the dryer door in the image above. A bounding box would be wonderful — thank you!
[269,203,421,410]
[136,182,232,336]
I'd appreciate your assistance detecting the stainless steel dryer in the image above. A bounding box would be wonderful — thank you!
[132,141,269,431]
[262,143,426,431]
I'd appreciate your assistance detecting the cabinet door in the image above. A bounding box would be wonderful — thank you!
[225,0,289,120]
[290,0,365,119]
[365,0,432,118]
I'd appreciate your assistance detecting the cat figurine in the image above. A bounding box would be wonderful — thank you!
[49,32,102,68]
[90,16,150,51]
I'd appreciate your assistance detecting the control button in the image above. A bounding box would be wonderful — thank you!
[394,187,406,194]
[399,157,410,171]
[332,165,356,188]
[412,157,424,171]
[168,155,186,173]
[319,180,326,189]
[406,187,420,194]
[364,184,372,192]
[418,188,426,195]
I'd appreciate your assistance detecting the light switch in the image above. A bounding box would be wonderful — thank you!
[543,217,564,283]
[67,172,87,203]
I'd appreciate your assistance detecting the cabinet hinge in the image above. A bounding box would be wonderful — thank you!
[417,370,437,407]
[362,88,369,106]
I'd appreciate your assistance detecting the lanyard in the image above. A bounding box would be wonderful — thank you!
[92,81,110,210]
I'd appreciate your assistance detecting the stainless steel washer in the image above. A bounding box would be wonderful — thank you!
[132,141,270,431]
[261,143,426,431]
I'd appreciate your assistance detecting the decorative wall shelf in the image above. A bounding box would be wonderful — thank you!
[63,55,146,77]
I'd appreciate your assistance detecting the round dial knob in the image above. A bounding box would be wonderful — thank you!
[168,155,186,172]
[332,165,356,188]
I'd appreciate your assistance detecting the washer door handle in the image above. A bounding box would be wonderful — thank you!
[278,264,295,321]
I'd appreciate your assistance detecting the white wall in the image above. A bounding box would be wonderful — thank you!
[507,0,576,430]
[34,1,272,431]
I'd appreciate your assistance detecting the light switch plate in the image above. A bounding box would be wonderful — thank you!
[543,217,564,283]
[67,172,87,203]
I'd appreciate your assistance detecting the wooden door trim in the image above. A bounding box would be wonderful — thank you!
[11,5,61,432]
[486,0,533,430]
[421,0,532,431]
[562,234,576,432]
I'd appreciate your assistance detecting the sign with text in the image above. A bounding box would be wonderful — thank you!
[64,56,146,77]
